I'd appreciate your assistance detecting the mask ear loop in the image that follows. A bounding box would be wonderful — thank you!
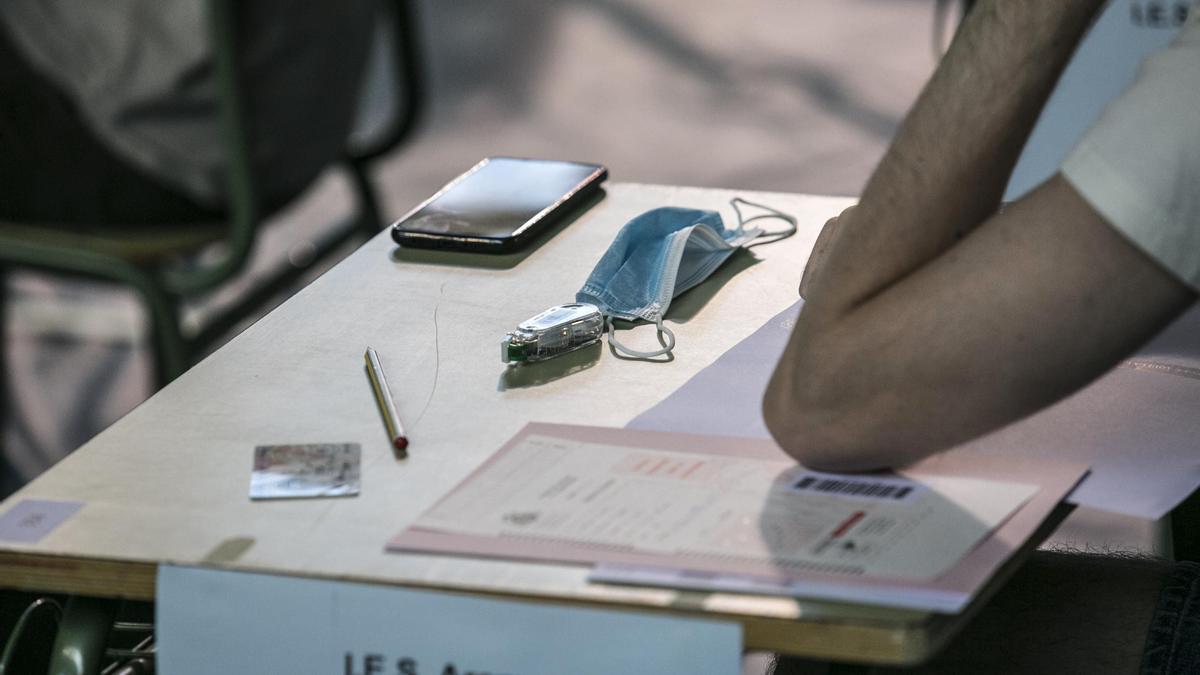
[599,201,787,362]
[604,315,676,360]
[731,197,798,248]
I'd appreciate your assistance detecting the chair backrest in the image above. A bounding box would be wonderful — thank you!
[164,0,424,296]
[347,0,425,165]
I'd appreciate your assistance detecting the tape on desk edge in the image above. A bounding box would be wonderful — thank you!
[201,537,255,565]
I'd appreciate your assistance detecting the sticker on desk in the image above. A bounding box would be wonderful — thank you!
[0,499,84,543]
[250,443,361,500]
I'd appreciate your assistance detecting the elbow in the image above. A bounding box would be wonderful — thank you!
[761,366,854,471]
[761,376,822,467]
[762,394,883,472]
[763,361,918,473]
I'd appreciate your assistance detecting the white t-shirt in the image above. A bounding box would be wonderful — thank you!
[1061,8,1200,291]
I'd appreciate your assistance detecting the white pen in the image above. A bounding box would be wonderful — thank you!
[364,347,409,458]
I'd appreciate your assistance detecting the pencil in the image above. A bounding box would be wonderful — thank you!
[364,347,409,457]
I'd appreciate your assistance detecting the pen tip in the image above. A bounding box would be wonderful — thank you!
[394,437,409,453]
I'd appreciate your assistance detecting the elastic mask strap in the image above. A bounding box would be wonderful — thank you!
[605,315,676,360]
[731,197,798,247]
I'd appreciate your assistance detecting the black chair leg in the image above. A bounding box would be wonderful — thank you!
[47,596,118,675]
[134,279,188,390]
[0,267,7,451]
[0,594,63,675]
[348,159,385,238]
[0,267,12,499]
[1171,487,1200,561]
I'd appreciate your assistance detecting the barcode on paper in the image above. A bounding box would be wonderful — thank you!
[789,472,926,503]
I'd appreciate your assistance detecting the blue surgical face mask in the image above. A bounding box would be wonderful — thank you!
[576,198,796,359]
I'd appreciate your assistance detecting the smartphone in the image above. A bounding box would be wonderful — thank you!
[390,157,608,253]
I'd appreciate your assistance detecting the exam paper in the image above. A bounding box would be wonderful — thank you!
[587,564,970,613]
[407,432,1033,580]
[628,301,1200,520]
[391,424,1087,612]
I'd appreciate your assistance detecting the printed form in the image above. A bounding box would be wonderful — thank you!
[397,427,1039,581]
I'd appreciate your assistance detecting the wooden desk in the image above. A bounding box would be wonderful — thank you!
[0,184,994,666]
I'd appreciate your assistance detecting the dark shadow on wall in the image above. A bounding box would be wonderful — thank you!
[579,0,901,140]
[425,0,903,142]
[424,1,563,115]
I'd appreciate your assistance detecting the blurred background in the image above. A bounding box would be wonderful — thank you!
[2,0,937,490]
[1,0,1157,551]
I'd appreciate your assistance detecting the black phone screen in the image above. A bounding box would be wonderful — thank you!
[392,158,606,248]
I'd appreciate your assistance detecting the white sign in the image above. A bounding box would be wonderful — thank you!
[157,565,742,675]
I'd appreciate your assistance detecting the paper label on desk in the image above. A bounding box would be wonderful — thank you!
[0,499,83,543]
[395,426,1037,581]
[157,565,742,675]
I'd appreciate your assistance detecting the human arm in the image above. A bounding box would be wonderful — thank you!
[762,0,1197,470]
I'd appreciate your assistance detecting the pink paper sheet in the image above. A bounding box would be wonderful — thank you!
[390,423,1086,613]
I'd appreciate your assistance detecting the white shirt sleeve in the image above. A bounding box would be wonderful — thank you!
[1061,10,1200,291]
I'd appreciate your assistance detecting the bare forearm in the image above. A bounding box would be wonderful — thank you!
[764,0,1197,471]
[766,177,1194,471]
[808,0,1105,315]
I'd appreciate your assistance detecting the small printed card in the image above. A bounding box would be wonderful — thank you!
[250,443,361,500]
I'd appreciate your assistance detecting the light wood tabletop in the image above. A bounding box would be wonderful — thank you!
[0,183,1005,665]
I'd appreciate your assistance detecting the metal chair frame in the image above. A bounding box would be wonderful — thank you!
[0,0,423,386]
